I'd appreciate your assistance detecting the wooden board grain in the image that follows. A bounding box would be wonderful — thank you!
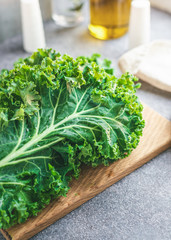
[1,104,171,240]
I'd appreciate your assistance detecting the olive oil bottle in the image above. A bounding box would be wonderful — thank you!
[89,0,131,40]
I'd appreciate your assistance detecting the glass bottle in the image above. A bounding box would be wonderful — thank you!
[89,0,131,40]
[52,0,85,28]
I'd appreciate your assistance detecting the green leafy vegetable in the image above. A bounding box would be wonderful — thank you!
[0,49,145,229]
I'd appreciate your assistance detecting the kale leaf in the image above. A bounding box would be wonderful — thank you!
[0,49,145,229]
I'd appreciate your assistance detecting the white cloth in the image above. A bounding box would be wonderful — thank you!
[150,0,171,14]
[118,40,171,92]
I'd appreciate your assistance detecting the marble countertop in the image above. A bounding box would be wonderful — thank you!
[0,7,171,240]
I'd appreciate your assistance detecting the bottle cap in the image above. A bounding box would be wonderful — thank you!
[129,0,151,49]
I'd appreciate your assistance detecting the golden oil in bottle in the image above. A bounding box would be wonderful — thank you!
[89,0,131,40]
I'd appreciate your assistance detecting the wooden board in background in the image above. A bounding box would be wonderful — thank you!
[1,104,171,240]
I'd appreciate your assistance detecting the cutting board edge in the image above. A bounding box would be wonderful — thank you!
[0,230,11,240]
[1,138,170,240]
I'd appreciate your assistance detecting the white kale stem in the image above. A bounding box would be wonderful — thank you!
[0,112,78,167]
[0,156,51,168]
[0,93,103,168]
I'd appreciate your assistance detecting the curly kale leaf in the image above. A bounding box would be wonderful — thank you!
[0,49,145,229]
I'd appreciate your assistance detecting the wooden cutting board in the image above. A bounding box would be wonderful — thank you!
[1,104,171,240]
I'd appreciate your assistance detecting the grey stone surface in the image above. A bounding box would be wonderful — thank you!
[0,7,171,240]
